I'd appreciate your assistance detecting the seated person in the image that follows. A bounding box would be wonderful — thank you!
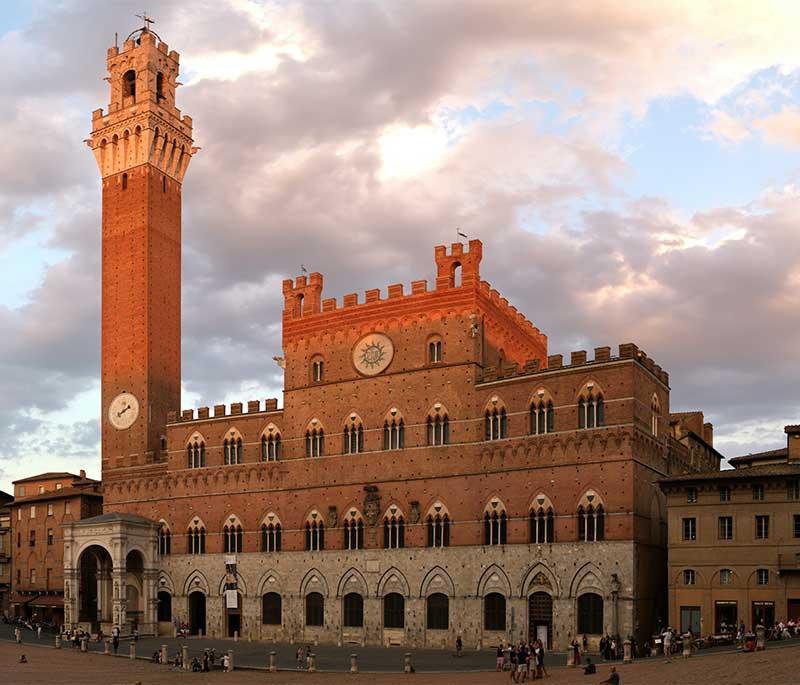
[600,666,620,684]
[583,657,596,675]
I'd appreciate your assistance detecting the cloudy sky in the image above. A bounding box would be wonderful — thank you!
[1,0,799,491]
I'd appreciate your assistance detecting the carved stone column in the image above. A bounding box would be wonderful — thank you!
[112,567,128,630]
[143,568,159,635]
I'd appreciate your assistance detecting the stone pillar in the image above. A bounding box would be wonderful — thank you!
[269,651,277,672]
[308,653,317,672]
[404,652,413,673]
[55,635,61,649]
[161,644,168,664]
[113,567,128,630]
[143,569,159,635]
[104,640,111,655]
[623,639,632,663]
[227,649,235,671]
[182,644,189,670]
[64,571,80,630]
[98,569,113,625]
[350,653,359,673]
[567,646,575,667]
[234,630,239,642]
[129,642,136,660]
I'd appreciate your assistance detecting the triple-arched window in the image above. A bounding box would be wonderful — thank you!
[578,385,605,429]
[158,522,171,555]
[529,496,555,543]
[187,520,206,554]
[260,514,281,552]
[261,431,281,461]
[485,406,507,440]
[427,407,450,446]
[343,415,364,454]
[383,411,405,450]
[530,393,554,435]
[187,437,206,469]
[305,512,325,551]
[426,502,450,548]
[223,431,243,465]
[483,499,508,545]
[223,516,243,553]
[383,507,405,549]
[306,422,324,458]
[577,492,605,541]
[343,510,365,550]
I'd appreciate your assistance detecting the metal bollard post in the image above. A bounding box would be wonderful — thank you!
[350,654,358,673]
[623,639,632,664]
[227,649,235,671]
[55,635,61,649]
[104,640,111,655]
[129,642,136,660]
[269,651,277,672]
[308,652,317,672]
[404,652,413,674]
[182,644,189,670]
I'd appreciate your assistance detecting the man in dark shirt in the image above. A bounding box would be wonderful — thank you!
[583,657,596,675]
[600,666,620,684]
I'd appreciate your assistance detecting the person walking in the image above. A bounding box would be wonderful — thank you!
[456,635,463,657]
[295,646,304,670]
[222,653,230,672]
[37,625,42,639]
[662,627,673,661]
[496,645,505,671]
[14,626,21,644]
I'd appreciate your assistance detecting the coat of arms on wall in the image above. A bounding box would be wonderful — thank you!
[363,485,381,525]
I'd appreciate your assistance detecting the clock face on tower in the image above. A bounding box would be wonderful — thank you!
[352,333,394,376]
[108,392,140,430]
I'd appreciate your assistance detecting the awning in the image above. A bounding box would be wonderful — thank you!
[28,595,64,609]
[9,592,36,606]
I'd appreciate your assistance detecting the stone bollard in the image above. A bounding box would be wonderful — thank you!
[269,651,277,672]
[182,644,189,670]
[80,637,88,652]
[129,642,136,660]
[55,635,61,649]
[623,640,632,664]
[650,644,658,658]
[227,649,235,671]
[567,647,575,668]
[161,644,168,664]
[756,625,766,651]
[308,653,317,672]
[404,652,413,674]
[350,654,359,673]
[314,635,319,646]
[234,630,239,642]
[682,636,692,658]
[104,640,111,655]
[198,628,203,638]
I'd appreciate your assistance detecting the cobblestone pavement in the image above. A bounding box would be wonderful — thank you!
[4,637,800,684]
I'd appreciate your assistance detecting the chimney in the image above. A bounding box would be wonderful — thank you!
[703,422,713,447]
[787,425,800,462]
[79,469,86,479]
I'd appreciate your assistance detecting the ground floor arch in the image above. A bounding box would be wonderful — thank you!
[529,591,553,648]
[77,545,113,630]
[189,591,207,635]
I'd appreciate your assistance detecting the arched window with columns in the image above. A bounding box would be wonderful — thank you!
[529,495,555,543]
[223,428,243,465]
[484,397,508,440]
[305,511,325,551]
[427,335,443,364]
[305,419,324,458]
[530,388,555,435]
[186,433,206,469]
[651,394,661,436]
[426,403,450,446]
[577,491,605,542]
[343,414,365,454]
[187,517,206,554]
[342,508,365,550]
[260,513,281,552]
[483,498,508,545]
[158,520,171,555]
[223,515,243,553]
[577,381,605,429]
[383,409,405,450]
[383,505,405,549]
[261,424,281,461]
[426,501,451,548]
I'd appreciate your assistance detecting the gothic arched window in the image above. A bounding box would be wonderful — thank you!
[123,69,136,99]
[383,507,405,549]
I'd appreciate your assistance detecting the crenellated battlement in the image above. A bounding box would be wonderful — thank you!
[476,342,670,386]
[167,398,281,424]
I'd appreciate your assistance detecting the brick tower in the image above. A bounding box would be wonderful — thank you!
[88,24,196,477]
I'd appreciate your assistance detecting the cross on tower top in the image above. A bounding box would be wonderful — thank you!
[135,11,155,31]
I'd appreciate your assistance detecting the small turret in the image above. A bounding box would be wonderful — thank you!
[434,240,482,289]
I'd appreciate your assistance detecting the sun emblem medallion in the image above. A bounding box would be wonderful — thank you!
[352,333,394,376]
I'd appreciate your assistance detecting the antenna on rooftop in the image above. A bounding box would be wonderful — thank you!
[456,228,468,241]
[136,11,156,31]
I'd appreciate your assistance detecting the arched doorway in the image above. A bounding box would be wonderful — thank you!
[77,545,113,631]
[157,591,172,623]
[125,550,144,630]
[226,592,242,638]
[529,592,553,648]
[189,591,206,635]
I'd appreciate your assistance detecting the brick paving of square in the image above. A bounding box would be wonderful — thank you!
[3,639,799,685]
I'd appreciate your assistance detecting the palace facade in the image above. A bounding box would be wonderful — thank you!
[62,23,719,650]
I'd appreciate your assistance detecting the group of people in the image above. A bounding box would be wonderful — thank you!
[494,639,549,681]
[295,645,316,669]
